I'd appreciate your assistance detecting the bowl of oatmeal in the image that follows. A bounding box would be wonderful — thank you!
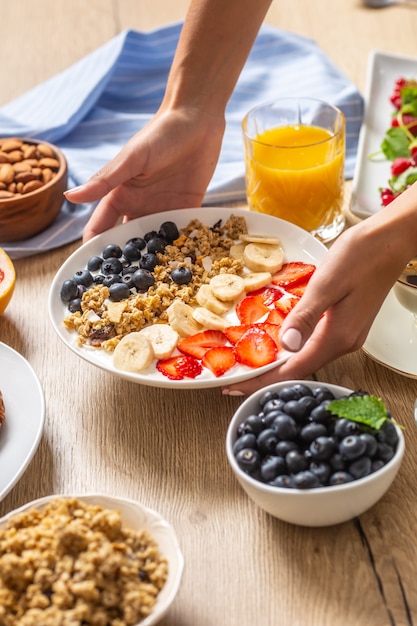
[0,494,183,625]
[48,207,328,388]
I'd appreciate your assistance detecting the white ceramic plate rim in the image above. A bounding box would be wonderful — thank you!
[0,493,183,626]
[363,288,417,378]
[48,207,327,389]
[351,50,417,220]
[0,342,45,501]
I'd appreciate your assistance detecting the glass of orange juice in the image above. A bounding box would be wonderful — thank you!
[242,98,345,243]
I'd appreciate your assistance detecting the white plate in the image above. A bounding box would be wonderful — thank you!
[363,288,417,378]
[0,493,184,626]
[49,207,327,389]
[0,342,45,500]
[351,50,417,220]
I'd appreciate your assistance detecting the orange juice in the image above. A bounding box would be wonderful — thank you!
[244,124,345,236]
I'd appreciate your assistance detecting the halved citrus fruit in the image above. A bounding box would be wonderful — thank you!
[0,248,16,315]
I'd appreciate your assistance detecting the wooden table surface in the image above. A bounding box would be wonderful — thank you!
[1,2,417,625]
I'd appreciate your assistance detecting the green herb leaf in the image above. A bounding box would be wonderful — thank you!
[390,166,417,192]
[328,395,388,431]
[381,127,410,160]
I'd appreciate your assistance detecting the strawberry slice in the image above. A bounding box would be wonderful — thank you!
[247,286,284,306]
[235,295,270,325]
[271,262,316,288]
[274,296,300,317]
[286,279,310,298]
[224,324,254,345]
[177,329,228,358]
[265,308,285,325]
[259,323,282,349]
[157,355,203,380]
[235,327,277,368]
[202,346,236,377]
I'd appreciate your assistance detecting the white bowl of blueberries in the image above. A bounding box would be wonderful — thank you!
[226,380,405,527]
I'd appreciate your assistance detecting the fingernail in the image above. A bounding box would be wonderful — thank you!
[64,184,86,195]
[222,389,245,396]
[281,328,303,352]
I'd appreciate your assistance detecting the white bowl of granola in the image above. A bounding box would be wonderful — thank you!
[0,494,183,626]
[49,207,327,388]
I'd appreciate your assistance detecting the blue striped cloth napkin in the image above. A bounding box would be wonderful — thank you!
[0,24,364,258]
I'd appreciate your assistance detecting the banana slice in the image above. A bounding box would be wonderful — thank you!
[196,284,233,315]
[243,242,284,274]
[243,271,272,292]
[209,273,245,302]
[113,332,154,372]
[229,242,247,261]
[166,300,202,337]
[139,323,179,359]
[192,307,228,330]
[240,233,282,245]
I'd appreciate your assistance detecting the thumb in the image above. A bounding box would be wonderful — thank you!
[279,286,328,352]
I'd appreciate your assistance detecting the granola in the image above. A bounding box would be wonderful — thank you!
[63,215,247,352]
[0,391,5,428]
[0,497,168,626]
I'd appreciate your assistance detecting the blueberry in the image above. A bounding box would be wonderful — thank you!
[371,459,385,473]
[146,237,167,255]
[262,398,286,414]
[144,230,158,242]
[73,269,93,287]
[171,267,193,285]
[359,433,378,457]
[260,456,287,482]
[94,274,105,285]
[329,471,354,485]
[77,285,88,298]
[68,298,82,313]
[285,450,308,474]
[309,436,337,461]
[259,390,280,408]
[309,461,331,484]
[310,401,332,425]
[102,274,122,287]
[312,386,336,403]
[278,385,303,402]
[376,442,395,463]
[140,253,159,271]
[87,255,103,272]
[127,236,146,250]
[232,433,257,455]
[101,257,123,275]
[283,400,309,423]
[334,418,360,439]
[263,409,286,428]
[329,452,346,471]
[377,421,399,446]
[60,279,79,303]
[291,383,314,398]
[256,429,279,455]
[271,414,298,440]
[122,242,142,262]
[238,415,264,436]
[102,243,122,259]
[109,282,131,302]
[300,422,327,444]
[235,448,261,474]
[121,273,135,289]
[348,456,372,479]
[132,269,155,291]
[269,475,292,488]
[292,470,320,490]
[159,221,180,243]
[339,435,367,460]
[275,440,299,458]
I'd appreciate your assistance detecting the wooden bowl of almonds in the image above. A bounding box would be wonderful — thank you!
[0,137,67,242]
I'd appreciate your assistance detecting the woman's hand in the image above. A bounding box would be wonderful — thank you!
[65,107,225,242]
[223,189,417,396]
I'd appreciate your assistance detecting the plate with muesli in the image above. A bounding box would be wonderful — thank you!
[49,208,327,389]
[0,342,45,501]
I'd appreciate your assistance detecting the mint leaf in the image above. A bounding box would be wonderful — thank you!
[381,127,410,160]
[401,86,417,115]
[328,395,387,431]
